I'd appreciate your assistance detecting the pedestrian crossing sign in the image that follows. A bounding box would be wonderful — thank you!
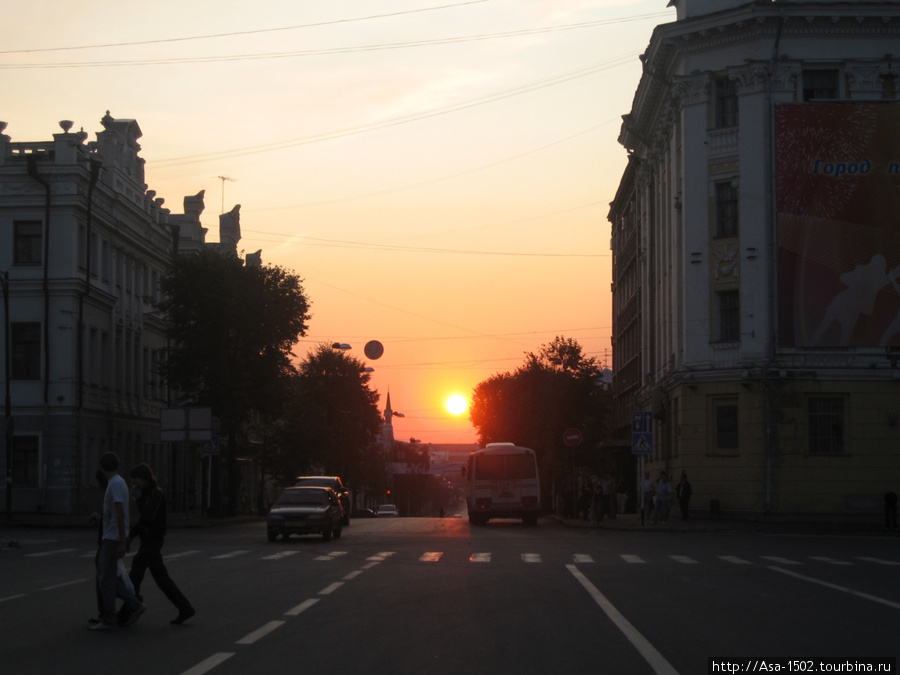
[631,411,653,454]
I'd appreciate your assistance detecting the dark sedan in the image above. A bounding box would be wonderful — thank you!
[267,487,344,542]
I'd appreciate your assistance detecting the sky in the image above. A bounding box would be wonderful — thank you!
[1,0,674,444]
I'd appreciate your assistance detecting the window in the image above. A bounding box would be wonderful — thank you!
[808,397,845,454]
[715,76,738,128]
[714,401,739,450]
[13,221,42,265]
[803,69,839,101]
[715,181,739,238]
[11,322,41,380]
[12,436,40,486]
[715,290,740,342]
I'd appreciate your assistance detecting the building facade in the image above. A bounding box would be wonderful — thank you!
[0,113,237,515]
[609,0,900,519]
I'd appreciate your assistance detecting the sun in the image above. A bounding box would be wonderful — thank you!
[445,394,468,416]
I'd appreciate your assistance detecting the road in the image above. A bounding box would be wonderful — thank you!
[1,514,898,674]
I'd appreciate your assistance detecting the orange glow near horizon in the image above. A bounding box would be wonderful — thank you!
[3,1,670,445]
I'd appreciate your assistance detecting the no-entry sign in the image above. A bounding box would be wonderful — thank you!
[563,428,583,447]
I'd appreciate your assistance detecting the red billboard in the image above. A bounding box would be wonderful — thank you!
[776,103,900,348]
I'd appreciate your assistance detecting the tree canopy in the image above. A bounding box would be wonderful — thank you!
[469,337,610,500]
[271,344,384,486]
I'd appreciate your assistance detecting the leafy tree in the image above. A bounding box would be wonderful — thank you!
[469,337,609,508]
[271,344,383,488]
[159,248,311,515]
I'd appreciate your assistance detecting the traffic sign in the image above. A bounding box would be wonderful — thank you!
[563,428,583,447]
[631,411,653,455]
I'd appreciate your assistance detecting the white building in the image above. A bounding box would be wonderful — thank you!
[609,0,900,519]
[0,113,240,514]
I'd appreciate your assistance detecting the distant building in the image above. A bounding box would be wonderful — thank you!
[609,0,900,519]
[0,113,244,514]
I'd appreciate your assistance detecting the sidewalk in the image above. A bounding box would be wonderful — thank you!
[553,512,897,537]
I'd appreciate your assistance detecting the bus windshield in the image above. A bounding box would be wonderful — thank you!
[475,453,536,481]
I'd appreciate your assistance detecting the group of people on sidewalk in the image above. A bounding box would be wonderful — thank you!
[640,470,692,525]
[89,452,195,632]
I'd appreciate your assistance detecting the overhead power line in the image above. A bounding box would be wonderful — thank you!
[0,13,670,69]
[0,1,495,54]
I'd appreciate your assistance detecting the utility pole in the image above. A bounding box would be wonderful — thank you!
[217,176,236,214]
[2,270,11,522]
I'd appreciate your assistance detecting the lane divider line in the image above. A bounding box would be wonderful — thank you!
[180,652,235,675]
[236,620,286,645]
[768,566,900,610]
[567,565,679,675]
[284,598,319,616]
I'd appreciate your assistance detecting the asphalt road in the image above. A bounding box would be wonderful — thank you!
[1,514,898,674]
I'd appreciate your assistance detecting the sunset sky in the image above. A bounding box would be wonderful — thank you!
[1,0,674,444]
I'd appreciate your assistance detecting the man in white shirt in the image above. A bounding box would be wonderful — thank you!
[91,452,145,631]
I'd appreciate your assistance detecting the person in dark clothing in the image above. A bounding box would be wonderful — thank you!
[125,463,195,625]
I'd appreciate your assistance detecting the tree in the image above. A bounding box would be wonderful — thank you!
[159,248,311,515]
[469,337,609,509]
[272,344,383,487]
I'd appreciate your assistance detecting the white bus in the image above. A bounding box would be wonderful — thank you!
[466,443,541,526]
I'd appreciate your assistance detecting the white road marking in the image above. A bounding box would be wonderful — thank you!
[420,552,443,562]
[567,565,679,675]
[343,570,364,580]
[521,553,542,563]
[211,550,249,560]
[761,556,801,565]
[769,566,900,610]
[810,556,853,566]
[856,556,900,566]
[718,556,752,565]
[318,582,344,595]
[0,594,27,603]
[315,551,348,561]
[284,598,319,616]
[25,548,77,557]
[180,652,234,675]
[164,550,200,561]
[621,555,645,564]
[469,553,491,563]
[262,550,300,561]
[41,579,86,591]
[573,554,594,564]
[236,620,285,644]
[670,555,698,564]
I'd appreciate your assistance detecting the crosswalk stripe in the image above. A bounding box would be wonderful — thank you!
[573,554,594,563]
[670,555,698,564]
[211,550,249,560]
[761,556,801,565]
[856,556,900,566]
[470,553,491,563]
[420,552,443,562]
[25,548,77,557]
[621,555,645,564]
[164,550,200,561]
[521,553,541,563]
[262,550,300,561]
[718,556,752,565]
[810,556,853,566]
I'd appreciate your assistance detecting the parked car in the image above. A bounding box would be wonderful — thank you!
[350,508,376,519]
[294,476,351,525]
[267,486,343,542]
[375,504,399,517]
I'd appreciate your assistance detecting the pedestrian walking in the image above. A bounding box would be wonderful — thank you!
[653,471,673,525]
[676,472,693,520]
[124,463,196,625]
[89,470,139,627]
[91,452,145,631]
